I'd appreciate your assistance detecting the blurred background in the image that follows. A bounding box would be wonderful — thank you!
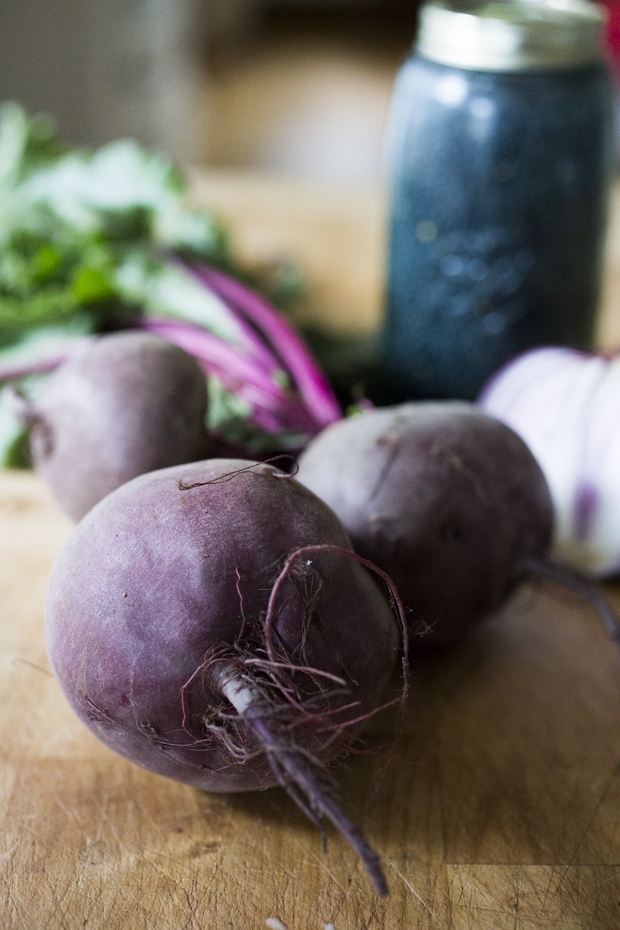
[1,0,619,340]
[0,0,420,181]
[3,1,620,179]
[203,0,419,182]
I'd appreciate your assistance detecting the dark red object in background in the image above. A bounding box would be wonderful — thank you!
[602,1,620,58]
[601,0,620,163]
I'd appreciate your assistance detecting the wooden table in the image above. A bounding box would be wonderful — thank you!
[2,172,620,929]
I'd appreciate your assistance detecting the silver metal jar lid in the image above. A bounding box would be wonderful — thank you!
[416,0,607,71]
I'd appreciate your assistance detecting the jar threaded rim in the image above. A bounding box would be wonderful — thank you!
[417,0,607,71]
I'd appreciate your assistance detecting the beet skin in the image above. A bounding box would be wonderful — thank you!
[297,402,555,647]
[30,331,209,521]
[45,459,398,793]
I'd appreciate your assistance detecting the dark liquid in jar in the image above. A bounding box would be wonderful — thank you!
[383,57,613,401]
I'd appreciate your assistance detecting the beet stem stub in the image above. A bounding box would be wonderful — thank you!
[212,662,389,897]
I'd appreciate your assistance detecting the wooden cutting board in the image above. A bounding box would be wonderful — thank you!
[1,469,620,930]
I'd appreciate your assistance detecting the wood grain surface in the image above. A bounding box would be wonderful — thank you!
[1,470,620,930]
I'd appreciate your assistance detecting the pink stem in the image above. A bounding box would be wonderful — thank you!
[140,318,319,434]
[187,264,343,428]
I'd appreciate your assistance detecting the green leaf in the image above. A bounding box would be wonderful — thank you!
[0,105,307,465]
[31,244,63,283]
[0,102,64,193]
[71,267,116,305]
[0,374,51,467]
[113,254,243,344]
[3,428,30,469]
[0,385,28,467]
[206,377,306,454]
[0,289,79,326]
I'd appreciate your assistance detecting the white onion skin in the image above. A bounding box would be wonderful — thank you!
[479,346,620,578]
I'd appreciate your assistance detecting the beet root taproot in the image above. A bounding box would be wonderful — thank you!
[45,458,401,894]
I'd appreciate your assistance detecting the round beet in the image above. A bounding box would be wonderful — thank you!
[296,401,555,647]
[27,331,209,521]
[45,458,400,894]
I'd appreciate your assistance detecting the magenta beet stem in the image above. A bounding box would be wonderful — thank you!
[167,254,281,374]
[141,318,319,435]
[143,318,287,402]
[187,264,343,428]
[233,383,308,435]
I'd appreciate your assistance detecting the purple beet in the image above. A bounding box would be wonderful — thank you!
[45,458,402,894]
[297,401,556,647]
[25,331,209,521]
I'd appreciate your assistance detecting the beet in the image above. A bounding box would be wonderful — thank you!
[45,458,401,894]
[296,401,556,647]
[25,331,209,521]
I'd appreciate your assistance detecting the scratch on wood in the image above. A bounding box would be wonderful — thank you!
[0,866,29,928]
[53,790,86,828]
[388,861,435,918]
[139,845,226,920]
[536,866,564,918]
[305,849,354,900]
[544,768,618,910]
[277,863,312,890]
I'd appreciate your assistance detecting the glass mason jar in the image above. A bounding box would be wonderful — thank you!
[382,0,614,401]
